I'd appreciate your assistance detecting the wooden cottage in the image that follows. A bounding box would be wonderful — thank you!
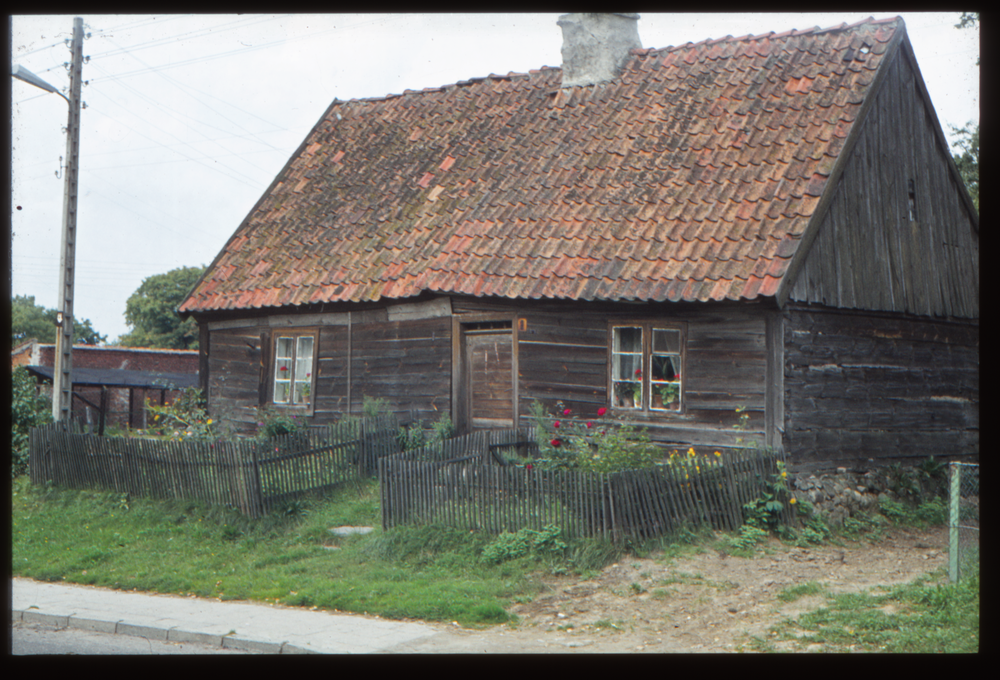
[179,14,978,472]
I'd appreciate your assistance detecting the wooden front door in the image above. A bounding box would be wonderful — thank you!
[462,322,514,430]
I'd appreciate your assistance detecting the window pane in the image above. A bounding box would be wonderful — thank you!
[276,337,294,359]
[295,337,314,383]
[651,328,681,411]
[612,327,643,381]
[612,327,643,409]
[652,329,680,354]
[275,336,299,405]
[274,381,290,404]
[613,326,642,354]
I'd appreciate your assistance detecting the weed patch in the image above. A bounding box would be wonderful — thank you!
[769,571,978,652]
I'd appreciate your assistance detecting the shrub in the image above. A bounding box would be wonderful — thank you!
[143,387,218,441]
[254,406,308,440]
[480,525,568,564]
[11,366,52,477]
[529,400,661,473]
[397,412,455,452]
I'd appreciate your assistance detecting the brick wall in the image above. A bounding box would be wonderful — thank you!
[12,343,199,430]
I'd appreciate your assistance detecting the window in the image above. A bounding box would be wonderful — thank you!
[273,332,316,407]
[610,324,684,413]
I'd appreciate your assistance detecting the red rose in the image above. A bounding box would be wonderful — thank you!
[550,439,561,447]
[563,408,572,416]
[586,422,593,428]
[526,464,533,471]
[553,420,561,428]
[597,407,607,417]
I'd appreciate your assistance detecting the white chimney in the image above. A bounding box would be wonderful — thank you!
[558,13,642,88]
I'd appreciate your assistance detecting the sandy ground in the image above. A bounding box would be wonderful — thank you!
[388,525,950,653]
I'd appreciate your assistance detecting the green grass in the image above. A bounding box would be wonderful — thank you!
[11,476,561,626]
[765,571,979,652]
[776,581,826,603]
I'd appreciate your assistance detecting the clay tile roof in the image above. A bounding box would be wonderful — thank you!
[180,17,905,313]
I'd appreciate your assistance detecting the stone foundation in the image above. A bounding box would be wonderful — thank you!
[789,463,950,527]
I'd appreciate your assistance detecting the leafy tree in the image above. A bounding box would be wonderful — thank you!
[951,13,979,211]
[11,365,52,476]
[951,122,979,212]
[11,295,107,348]
[118,266,205,350]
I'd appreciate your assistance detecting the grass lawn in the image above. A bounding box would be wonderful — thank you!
[11,476,979,649]
[10,476,583,626]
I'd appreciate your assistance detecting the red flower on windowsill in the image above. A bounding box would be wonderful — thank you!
[279,366,288,372]
[634,369,642,377]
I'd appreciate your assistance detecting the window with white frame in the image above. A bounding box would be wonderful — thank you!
[273,332,316,406]
[610,324,684,412]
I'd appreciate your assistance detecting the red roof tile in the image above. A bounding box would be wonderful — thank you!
[180,17,905,314]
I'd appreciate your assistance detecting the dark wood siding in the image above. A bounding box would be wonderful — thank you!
[312,324,350,423]
[349,316,452,424]
[457,297,774,450]
[207,324,267,432]
[782,303,979,472]
[788,44,978,318]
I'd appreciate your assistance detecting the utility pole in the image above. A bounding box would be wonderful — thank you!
[51,17,85,423]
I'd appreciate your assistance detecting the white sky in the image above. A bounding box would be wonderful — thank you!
[10,12,979,343]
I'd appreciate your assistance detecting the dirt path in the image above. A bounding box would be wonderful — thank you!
[388,525,949,653]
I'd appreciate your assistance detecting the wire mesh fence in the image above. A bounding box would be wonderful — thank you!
[949,462,979,583]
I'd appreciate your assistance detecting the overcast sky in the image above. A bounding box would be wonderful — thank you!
[10,12,979,343]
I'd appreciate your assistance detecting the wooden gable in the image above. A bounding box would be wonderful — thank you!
[783,35,979,318]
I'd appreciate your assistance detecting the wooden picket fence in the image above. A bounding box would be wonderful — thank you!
[28,415,398,518]
[379,429,793,542]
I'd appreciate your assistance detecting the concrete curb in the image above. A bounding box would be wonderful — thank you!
[12,609,303,653]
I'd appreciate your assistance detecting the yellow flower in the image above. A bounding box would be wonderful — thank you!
[207,419,213,425]
[781,471,787,478]
[687,447,695,457]
[714,451,721,457]
[789,498,797,504]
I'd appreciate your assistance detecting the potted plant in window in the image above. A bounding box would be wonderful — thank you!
[614,377,642,408]
[655,381,679,410]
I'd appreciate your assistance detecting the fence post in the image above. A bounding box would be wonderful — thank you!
[949,462,961,583]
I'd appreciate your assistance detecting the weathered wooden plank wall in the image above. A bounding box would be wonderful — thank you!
[206,324,266,432]
[783,303,979,472]
[349,316,452,424]
[788,45,978,319]
[456,297,773,450]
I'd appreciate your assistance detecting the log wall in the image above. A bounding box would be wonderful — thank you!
[782,303,979,472]
[455,297,774,450]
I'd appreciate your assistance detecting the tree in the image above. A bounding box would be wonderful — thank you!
[951,13,979,212]
[11,295,107,348]
[951,122,979,212]
[118,266,205,350]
